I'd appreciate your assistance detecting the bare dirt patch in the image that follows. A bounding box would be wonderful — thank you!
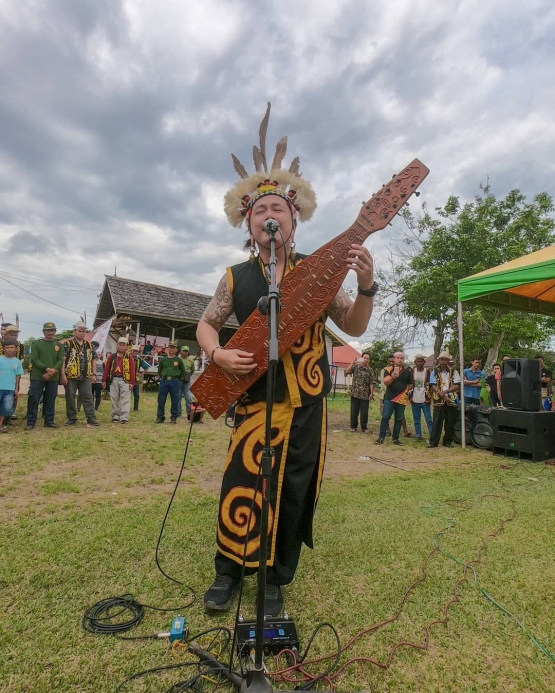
[1,396,483,520]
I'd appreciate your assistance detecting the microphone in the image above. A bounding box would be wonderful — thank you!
[263,218,281,236]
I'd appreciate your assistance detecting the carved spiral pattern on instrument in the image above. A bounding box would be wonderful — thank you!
[192,159,430,417]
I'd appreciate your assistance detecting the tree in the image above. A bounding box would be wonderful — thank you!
[376,185,555,369]
[23,337,36,350]
[55,329,74,341]
[361,338,404,372]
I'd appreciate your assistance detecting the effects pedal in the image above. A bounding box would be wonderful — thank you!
[236,616,299,657]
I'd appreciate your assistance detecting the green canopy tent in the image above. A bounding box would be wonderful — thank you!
[456,245,555,447]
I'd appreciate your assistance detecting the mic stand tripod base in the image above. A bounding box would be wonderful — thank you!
[241,667,273,693]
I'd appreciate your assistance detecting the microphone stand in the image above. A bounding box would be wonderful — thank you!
[242,229,280,693]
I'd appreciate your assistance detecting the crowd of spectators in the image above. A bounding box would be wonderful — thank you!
[0,320,201,433]
[344,350,554,446]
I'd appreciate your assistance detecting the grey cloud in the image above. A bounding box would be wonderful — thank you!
[5,231,54,255]
[1,0,554,343]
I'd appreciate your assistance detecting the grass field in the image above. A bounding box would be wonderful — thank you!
[1,392,555,692]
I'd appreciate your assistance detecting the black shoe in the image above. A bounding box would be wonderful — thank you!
[65,420,77,426]
[25,424,34,431]
[263,584,283,617]
[155,418,164,424]
[203,575,238,611]
[375,438,384,444]
[170,418,176,425]
[44,423,59,429]
[392,439,404,446]
[89,420,100,426]
[443,443,453,448]
[427,444,438,448]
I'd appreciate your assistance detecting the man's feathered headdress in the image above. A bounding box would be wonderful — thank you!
[223,103,317,227]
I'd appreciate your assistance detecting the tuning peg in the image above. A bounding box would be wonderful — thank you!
[361,201,366,205]
[388,222,393,226]
[406,202,410,207]
[414,191,421,197]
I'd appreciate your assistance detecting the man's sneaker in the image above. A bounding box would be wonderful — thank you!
[25,424,35,431]
[0,426,8,433]
[203,575,238,611]
[392,439,404,446]
[88,420,100,426]
[155,418,164,424]
[44,423,59,429]
[264,584,283,617]
[375,438,384,445]
[65,420,77,426]
[170,418,177,425]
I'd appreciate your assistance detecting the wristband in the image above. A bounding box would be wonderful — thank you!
[210,346,222,362]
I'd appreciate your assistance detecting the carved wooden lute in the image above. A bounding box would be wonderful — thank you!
[192,158,430,418]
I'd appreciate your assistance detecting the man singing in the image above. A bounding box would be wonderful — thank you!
[197,104,376,617]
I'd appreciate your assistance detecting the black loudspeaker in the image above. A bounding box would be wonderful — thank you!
[453,403,477,445]
[501,359,541,411]
[492,409,555,461]
[471,405,494,450]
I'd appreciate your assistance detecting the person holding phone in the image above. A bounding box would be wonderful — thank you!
[346,352,375,432]
[376,352,413,446]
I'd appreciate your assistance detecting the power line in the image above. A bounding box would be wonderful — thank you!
[0,269,100,291]
[0,274,85,315]
[0,285,98,293]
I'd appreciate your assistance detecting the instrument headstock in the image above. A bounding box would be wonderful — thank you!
[355,158,430,236]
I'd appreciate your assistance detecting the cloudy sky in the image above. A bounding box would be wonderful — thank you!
[1,0,554,348]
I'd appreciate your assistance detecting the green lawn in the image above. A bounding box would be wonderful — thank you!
[1,393,554,692]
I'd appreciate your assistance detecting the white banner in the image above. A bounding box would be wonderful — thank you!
[90,318,113,354]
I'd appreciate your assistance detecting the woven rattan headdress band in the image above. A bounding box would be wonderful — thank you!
[223,103,317,228]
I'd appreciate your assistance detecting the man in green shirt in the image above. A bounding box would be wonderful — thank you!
[177,345,196,419]
[156,341,186,424]
[26,322,64,430]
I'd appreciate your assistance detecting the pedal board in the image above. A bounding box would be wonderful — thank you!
[235,617,299,657]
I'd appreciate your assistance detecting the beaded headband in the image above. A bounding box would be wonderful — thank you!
[223,103,317,228]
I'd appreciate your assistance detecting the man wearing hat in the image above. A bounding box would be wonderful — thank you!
[25,322,64,430]
[156,341,186,423]
[131,344,149,412]
[60,321,99,426]
[428,351,461,448]
[177,345,196,419]
[410,354,432,441]
[0,325,24,361]
[102,337,136,423]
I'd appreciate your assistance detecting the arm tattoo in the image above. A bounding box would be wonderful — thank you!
[327,289,353,331]
[201,275,234,331]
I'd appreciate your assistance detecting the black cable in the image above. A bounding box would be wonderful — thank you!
[82,593,194,640]
[116,661,203,691]
[154,412,197,600]
[298,623,342,690]
[82,594,149,638]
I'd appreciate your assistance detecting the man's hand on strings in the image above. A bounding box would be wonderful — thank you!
[347,244,374,290]
[213,348,257,376]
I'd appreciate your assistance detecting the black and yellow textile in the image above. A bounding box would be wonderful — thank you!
[227,256,331,406]
[216,393,327,573]
[63,339,94,379]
